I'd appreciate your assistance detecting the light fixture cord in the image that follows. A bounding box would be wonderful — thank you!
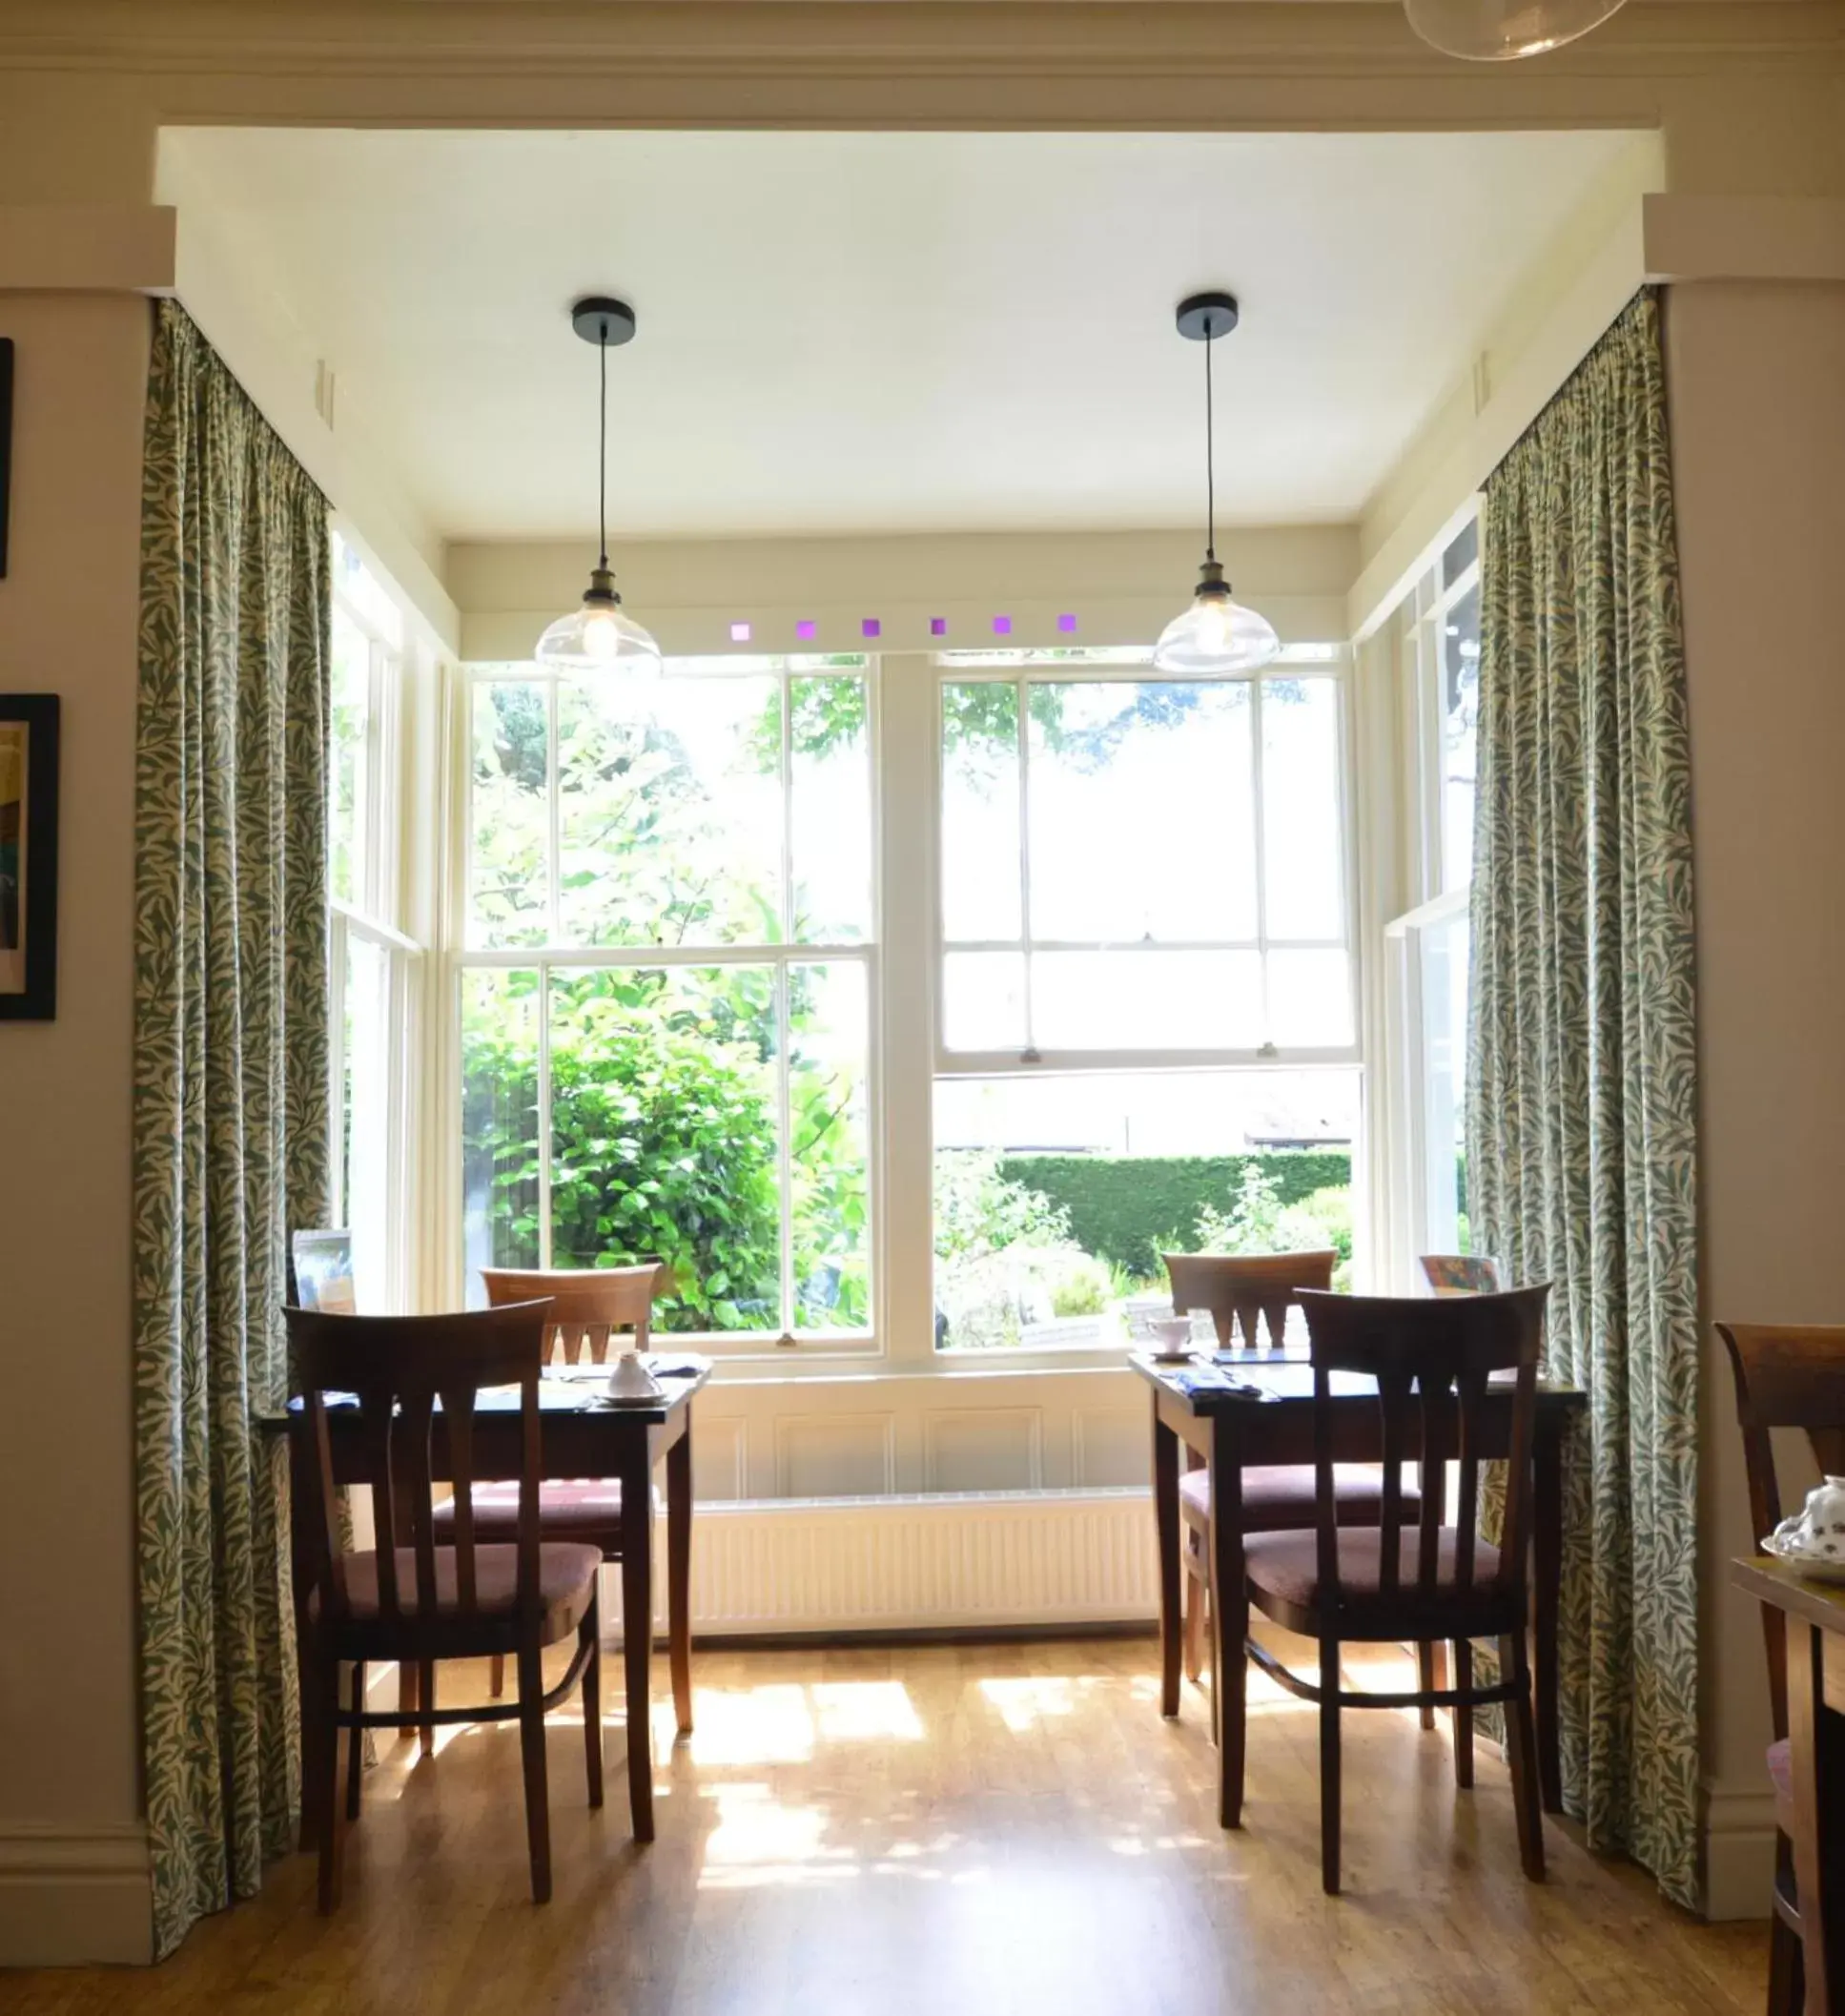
[1203,311,1217,566]
[598,318,609,570]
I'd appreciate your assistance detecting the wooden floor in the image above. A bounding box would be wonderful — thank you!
[2,1630,1765,2016]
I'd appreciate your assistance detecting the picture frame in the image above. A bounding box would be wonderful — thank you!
[0,337,11,579]
[0,694,60,1020]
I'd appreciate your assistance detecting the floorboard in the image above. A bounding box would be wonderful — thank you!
[0,1630,1767,2016]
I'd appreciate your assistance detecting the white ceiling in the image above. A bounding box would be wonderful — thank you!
[162,126,1641,545]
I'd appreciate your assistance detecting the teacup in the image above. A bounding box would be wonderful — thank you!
[606,1348,666,1403]
[1773,1476,1845,1558]
[1145,1314,1195,1359]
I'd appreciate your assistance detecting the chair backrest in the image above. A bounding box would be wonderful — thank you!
[480,1263,666,1365]
[1717,1322,1845,1742]
[292,1228,356,1314]
[1163,1249,1338,1350]
[1297,1286,1549,1628]
[1420,1253,1506,1298]
[287,1301,553,1640]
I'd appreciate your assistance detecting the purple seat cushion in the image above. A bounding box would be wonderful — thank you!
[1179,1464,1422,1529]
[1244,1526,1503,1620]
[432,1478,633,1540]
[332,1541,601,1628]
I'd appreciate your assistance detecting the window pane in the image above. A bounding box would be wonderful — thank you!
[1266,949,1354,1047]
[469,680,551,947]
[547,965,782,1333]
[557,670,784,949]
[940,681,1021,941]
[333,531,404,648]
[933,1068,1359,1350]
[789,962,871,1329]
[461,968,541,1296]
[329,606,369,908]
[1418,912,1470,1254]
[1443,584,1481,892]
[342,936,392,1308]
[943,950,1027,1052]
[789,675,871,943]
[1026,682,1256,943]
[1032,950,1263,1051]
[1441,517,1479,589]
[1261,677,1344,939]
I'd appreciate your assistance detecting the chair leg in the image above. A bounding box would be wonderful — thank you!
[315,1656,347,1915]
[1498,1634,1546,1882]
[419,1661,436,1759]
[1768,1909,1804,2016]
[490,1653,506,1699]
[517,1640,552,1904]
[1319,1637,1343,1896]
[1220,1586,1249,1829]
[582,1588,605,1810]
[1452,1639,1474,1789]
[1184,1573,1206,1686]
[1417,1641,1437,1732]
[345,1661,365,1821]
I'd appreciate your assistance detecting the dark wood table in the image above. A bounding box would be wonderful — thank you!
[1135,1348,1587,1826]
[285,1360,707,1842]
[1732,1553,1845,2016]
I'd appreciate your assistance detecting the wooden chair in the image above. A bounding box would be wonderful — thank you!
[435,1263,667,1699]
[1716,1322,1845,2016]
[1226,1286,1550,1894]
[1420,1253,1505,1297]
[1161,1249,1430,1716]
[288,1301,605,1912]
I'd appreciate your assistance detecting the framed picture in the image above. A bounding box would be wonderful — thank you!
[0,694,59,1020]
[291,1229,356,1315]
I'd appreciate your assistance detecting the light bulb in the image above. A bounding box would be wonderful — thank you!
[535,566,663,676]
[1152,564,1281,677]
[582,606,622,663]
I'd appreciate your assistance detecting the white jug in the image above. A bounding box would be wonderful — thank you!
[605,1347,666,1404]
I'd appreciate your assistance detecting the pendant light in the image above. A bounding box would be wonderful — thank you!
[1403,0,1628,60]
[1153,293,1280,678]
[536,296,662,675]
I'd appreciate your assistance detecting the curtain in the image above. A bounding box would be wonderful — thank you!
[1466,288,1699,1907]
[133,300,331,1960]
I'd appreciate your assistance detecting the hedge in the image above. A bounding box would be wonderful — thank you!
[995,1150,1354,1280]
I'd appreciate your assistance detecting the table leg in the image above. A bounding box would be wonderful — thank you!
[1787,1617,1845,2015]
[666,1409,694,1738]
[1154,1402,1181,1718]
[620,1441,656,1842]
[288,1417,320,1853]
[1533,1425,1565,1813]
[1209,1418,1246,1829]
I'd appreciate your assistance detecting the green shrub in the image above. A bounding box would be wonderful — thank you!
[1048,1254,1115,1318]
[996,1150,1353,1280]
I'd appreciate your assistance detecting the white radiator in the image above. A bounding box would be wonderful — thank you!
[615,1488,1159,1637]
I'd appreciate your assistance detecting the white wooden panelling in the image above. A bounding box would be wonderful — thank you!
[922,1408,1043,1493]
[772,1413,896,1499]
[610,1490,1156,1635]
[1071,1409,1149,1490]
[693,1416,748,1503]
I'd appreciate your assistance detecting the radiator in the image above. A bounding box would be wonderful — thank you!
[613,1488,1159,1636]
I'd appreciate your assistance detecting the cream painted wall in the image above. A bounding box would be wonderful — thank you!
[0,293,154,1962]
[1667,278,1845,1918]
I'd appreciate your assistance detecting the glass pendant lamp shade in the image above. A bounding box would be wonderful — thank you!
[536,566,662,674]
[536,295,661,675]
[1155,293,1281,679]
[1154,561,1281,676]
[1404,0,1628,59]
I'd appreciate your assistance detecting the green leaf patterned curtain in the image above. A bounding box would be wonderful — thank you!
[1467,288,1699,1907]
[133,300,331,1960]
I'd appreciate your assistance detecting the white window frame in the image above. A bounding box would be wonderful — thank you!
[325,531,427,1314]
[452,654,882,1357]
[1402,515,1482,906]
[932,649,1361,1076]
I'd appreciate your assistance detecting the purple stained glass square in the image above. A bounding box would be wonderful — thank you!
[729,620,752,644]
[930,617,948,638]
[992,615,1013,637]
[1057,612,1078,634]
[861,618,882,640]
[796,620,818,643]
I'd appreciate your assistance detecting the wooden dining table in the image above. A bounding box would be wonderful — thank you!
[1732,1553,1845,2016]
[1135,1346,1587,1824]
[283,1357,707,1842]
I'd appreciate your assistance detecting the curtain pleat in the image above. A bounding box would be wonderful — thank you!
[1467,288,1700,1906]
[133,299,331,1960]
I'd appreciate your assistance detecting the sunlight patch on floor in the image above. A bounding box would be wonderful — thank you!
[697,1782,862,1890]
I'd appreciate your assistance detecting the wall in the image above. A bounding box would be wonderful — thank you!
[1667,278,1845,1918]
[0,291,155,1961]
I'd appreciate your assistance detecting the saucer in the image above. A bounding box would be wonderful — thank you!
[1146,1347,1196,1365]
[1762,1530,1845,1583]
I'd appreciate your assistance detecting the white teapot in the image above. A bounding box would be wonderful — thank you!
[605,1347,666,1404]
[1773,1476,1845,1559]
